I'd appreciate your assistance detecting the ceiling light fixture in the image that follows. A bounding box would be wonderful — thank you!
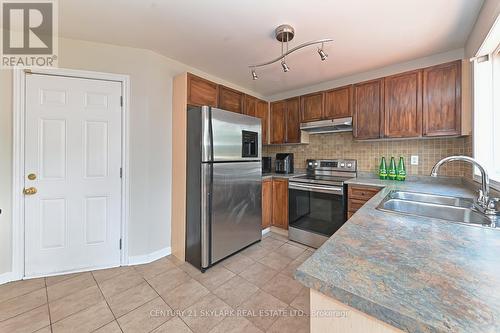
[249,24,332,79]
[281,61,290,72]
[318,43,328,61]
[251,69,258,80]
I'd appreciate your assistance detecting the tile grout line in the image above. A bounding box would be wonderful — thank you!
[0,281,47,306]
[46,283,106,326]
[141,269,196,333]
[44,278,54,333]
[89,271,123,333]
[0,287,48,324]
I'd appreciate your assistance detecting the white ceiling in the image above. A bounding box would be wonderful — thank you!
[59,0,484,96]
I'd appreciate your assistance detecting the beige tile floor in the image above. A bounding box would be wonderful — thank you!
[0,232,313,333]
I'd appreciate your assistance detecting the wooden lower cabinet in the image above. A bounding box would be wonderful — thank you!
[347,185,381,216]
[272,178,289,229]
[262,178,272,229]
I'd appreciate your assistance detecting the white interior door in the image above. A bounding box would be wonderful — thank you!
[24,74,122,277]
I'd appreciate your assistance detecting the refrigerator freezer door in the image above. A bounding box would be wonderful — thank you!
[201,107,262,162]
[210,161,262,264]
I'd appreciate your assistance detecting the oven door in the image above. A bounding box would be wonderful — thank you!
[288,182,346,247]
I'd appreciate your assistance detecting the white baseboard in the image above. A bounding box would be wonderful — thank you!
[270,226,288,237]
[128,246,171,266]
[262,227,271,236]
[0,272,15,285]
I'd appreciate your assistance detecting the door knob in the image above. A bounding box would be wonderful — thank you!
[23,187,37,195]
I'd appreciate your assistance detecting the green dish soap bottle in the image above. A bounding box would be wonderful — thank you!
[388,157,397,180]
[378,157,387,180]
[397,156,406,181]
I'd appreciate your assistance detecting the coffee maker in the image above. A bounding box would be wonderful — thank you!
[275,153,294,174]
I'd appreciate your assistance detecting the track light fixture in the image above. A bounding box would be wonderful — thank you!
[318,44,328,61]
[251,69,258,80]
[281,61,290,72]
[248,24,332,79]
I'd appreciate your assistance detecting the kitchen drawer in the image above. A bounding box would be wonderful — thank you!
[348,198,367,213]
[348,185,381,201]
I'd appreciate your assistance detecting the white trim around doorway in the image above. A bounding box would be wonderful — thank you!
[12,67,131,281]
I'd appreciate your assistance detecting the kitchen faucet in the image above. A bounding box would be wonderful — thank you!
[431,156,500,215]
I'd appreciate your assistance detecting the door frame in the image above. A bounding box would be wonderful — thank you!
[12,67,131,280]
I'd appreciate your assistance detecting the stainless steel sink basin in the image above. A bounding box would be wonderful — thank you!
[377,191,496,228]
[387,191,474,208]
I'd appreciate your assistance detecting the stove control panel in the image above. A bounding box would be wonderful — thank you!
[307,159,357,172]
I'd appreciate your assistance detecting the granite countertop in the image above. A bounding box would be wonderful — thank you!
[295,176,500,333]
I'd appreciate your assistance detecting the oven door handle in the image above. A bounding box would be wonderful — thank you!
[289,182,343,194]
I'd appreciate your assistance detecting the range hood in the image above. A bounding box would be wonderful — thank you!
[300,117,353,134]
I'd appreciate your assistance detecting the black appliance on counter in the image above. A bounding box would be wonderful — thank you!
[288,159,357,248]
[262,157,272,173]
[275,153,294,174]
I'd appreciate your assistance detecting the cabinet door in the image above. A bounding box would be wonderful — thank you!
[300,92,324,122]
[262,178,272,229]
[270,101,286,144]
[244,95,257,116]
[422,60,461,137]
[255,99,269,145]
[187,73,218,107]
[272,179,288,229]
[218,85,244,113]
[353,79,384,139]
[324,85,352,119]
[383,70,422,138]
[286,97,301,143]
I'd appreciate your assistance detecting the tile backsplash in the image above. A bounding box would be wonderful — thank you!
[263,132,472,177]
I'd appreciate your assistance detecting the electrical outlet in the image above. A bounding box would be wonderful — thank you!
[410,155,419,165]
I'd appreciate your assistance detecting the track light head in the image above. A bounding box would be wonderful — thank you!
[251,69,258,80]
[318,48,328,61]
[281,61,290,72]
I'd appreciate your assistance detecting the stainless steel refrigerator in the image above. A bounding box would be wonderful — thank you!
[186,106,262,271]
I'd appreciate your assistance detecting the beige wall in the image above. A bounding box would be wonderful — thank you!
[0,38,260,275]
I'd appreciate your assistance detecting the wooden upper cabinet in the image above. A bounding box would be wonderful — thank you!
[383,70,422,138]
[272,178,288,229]
[244,95,257,116]
[244,95,269,144]
[353,79,384,139]
[270,101,287,144]
[187,73,218,107]
[286,97,301,143]
[324,85,352,119]
[300,92,324,122]
[422,60,461,137]
[218,85,244,113]
[256,99,269,145]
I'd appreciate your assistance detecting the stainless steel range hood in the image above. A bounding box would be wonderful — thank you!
[300,117,353,134]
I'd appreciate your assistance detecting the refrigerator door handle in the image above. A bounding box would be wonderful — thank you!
[200,163,212,269]
[201,106,213,162]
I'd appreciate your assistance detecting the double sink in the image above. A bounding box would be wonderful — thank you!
[377,190,498,228]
